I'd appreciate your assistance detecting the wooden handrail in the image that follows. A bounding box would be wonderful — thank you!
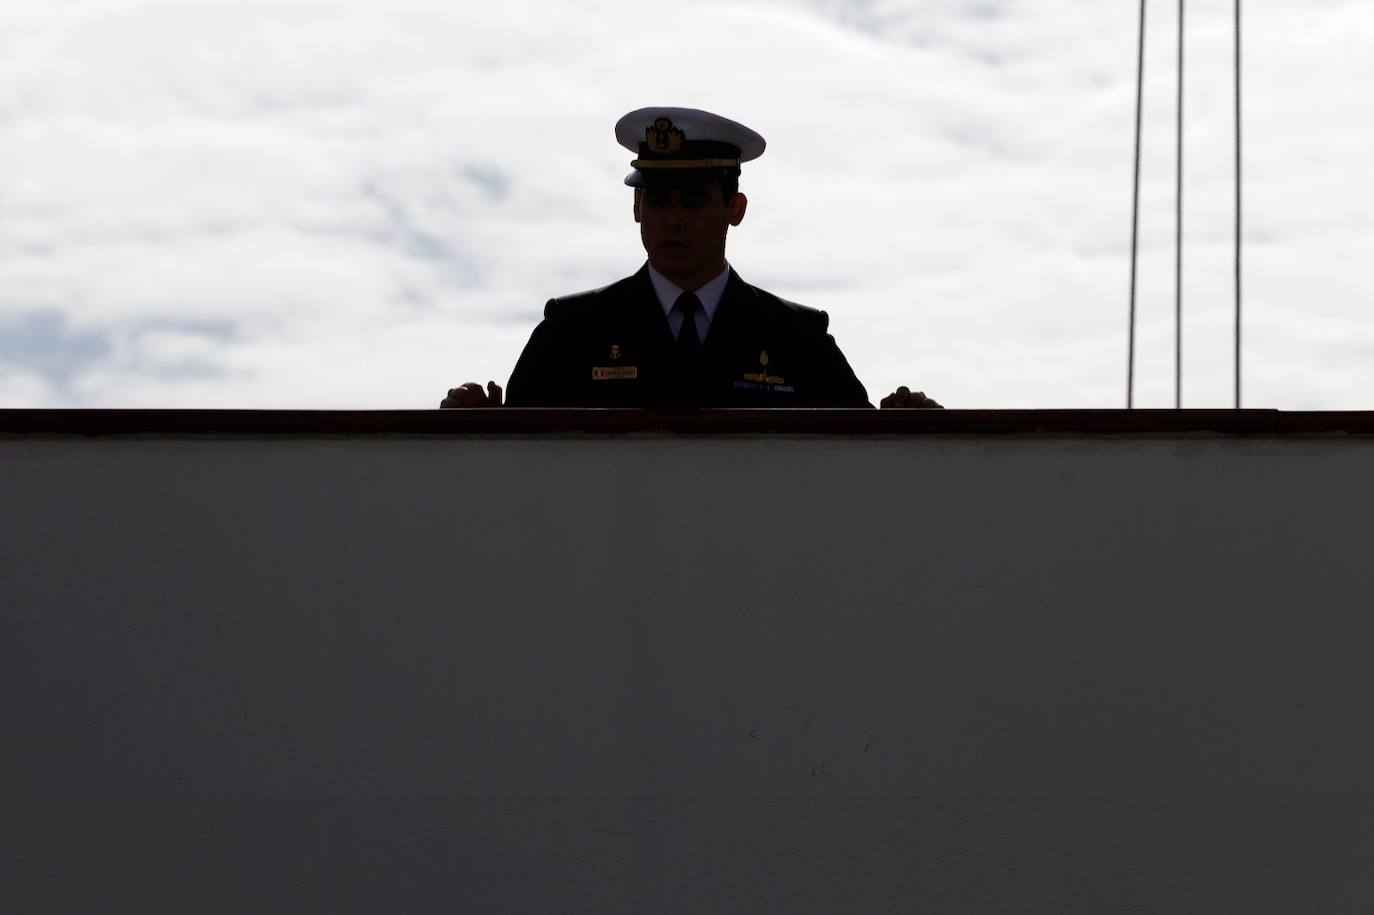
[3,408,1374,436]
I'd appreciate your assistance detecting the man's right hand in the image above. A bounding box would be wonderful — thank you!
[440,381,503,408]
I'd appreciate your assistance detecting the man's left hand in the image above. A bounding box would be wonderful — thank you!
[880,386,943,409]
[440,381,503,408]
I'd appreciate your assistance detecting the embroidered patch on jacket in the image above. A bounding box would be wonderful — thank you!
[740,351,789,391]
[593,366,638,381]
[735,380,795,393]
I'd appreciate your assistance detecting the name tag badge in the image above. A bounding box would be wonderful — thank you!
[593,366,638,381]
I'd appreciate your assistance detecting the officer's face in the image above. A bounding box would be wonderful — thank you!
[634,180,747,289]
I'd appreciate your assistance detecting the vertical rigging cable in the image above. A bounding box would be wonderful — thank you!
[1126,1,1241,408]
[1234,0,1243,408]
[1127,0,1147,408]
[1175,0,1185,408]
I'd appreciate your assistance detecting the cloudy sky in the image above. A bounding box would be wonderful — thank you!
[1,0,1369,409]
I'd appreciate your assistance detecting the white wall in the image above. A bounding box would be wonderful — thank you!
[3,432,1373,912]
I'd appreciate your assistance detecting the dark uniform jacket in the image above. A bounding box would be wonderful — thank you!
[505,265,871,407]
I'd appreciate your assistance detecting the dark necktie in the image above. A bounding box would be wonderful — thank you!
[675,291,702,356]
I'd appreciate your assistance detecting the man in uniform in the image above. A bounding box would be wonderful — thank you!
[441,107,938,409]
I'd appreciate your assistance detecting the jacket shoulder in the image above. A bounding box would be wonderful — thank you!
[735,278,830,333]
[543,273,644,320]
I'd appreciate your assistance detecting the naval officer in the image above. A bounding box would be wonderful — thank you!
[441,107,939,409]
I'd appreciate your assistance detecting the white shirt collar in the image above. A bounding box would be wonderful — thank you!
[646,261,732,324]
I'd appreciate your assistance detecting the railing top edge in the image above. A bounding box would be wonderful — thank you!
[3,408,1374,437]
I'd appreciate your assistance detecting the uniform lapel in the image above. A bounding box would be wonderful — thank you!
[612,264,681,403]
[702,268,755,359]
[624,264,676,351]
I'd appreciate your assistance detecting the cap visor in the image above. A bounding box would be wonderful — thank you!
[625,168,732,189]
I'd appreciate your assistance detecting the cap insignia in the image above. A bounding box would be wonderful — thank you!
[647,117,685,155]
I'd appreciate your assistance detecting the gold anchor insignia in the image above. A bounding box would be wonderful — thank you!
[759,350,770,367]
[610,344,622,360]
[646,117,685,154]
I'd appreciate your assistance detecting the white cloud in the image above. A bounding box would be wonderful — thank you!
[1,0,1371,408]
